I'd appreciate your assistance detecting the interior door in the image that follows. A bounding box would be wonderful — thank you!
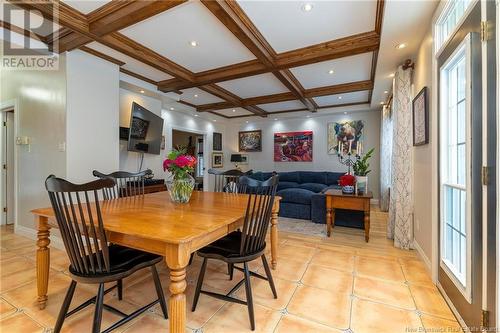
[437,2,482,328]
[5,111,14,225]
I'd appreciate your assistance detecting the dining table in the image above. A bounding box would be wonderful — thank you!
[31,191,281,333]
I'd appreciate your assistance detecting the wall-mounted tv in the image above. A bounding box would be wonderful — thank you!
[127,102,164,155]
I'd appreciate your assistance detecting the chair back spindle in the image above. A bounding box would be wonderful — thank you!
[93,170,151,199]
[237,176,278,256]
[45,175,116,275]
[208,169,253,193]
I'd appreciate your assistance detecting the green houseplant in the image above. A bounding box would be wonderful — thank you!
[353,148,374,194]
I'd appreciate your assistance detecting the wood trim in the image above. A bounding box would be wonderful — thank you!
[375,0,385,34]
[177,100,197,108]
[120,68,158,86]
[199,85,267,117]
[80,46,125,66]
[0,20,47,43]
[304,80,373,98]
[58,31,92,52]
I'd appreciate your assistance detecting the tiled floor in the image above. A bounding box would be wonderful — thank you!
[0,208,463,332]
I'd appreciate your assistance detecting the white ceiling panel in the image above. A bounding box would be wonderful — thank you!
[313,91,370,107]
[2,5,60,36]
[86,42,173,82]
[61,1,111,14]
[257,100,305,112]
[237,1,377,53]
[179,88,224,105]
[120,1,256,72]
[290,53,373,89]
[213,108,253,117]
[216,73,289,99]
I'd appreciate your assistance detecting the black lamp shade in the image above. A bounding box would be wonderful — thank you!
[230,154,243,162]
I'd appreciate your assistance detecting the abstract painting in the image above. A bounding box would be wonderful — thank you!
[412,87,428,146]
[327,120,364,155]
[239,130,262,152]
[274,131,313,162]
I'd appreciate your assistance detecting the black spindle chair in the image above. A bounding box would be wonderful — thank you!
[192,175,278,331]
[208,169,253,193]
[92,169,151,199]
[45,175,168,333]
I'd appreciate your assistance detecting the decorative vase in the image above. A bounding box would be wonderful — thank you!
[166,174,195,203]
[355,176,368,195]
[342,185,355,194]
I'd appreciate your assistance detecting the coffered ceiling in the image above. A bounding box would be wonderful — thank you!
[3,0,437,120]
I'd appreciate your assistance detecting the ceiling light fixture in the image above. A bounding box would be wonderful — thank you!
[189,40,198,47]
[301,3,313,12]
[194,94,198,98]
[328,69,334,75]
[274,118,278,121]
[170,107,174,110]
[245,121,249,124]
[384,90,389,94]
[194,114,199,117]
[140,90,145,94]
[388,73,395,78]
[380,102,384,105]
[232,109,236,112]
[344,112,347,115]
[395,43,407,49]
[338,96,342,100]
[213,119,217,122]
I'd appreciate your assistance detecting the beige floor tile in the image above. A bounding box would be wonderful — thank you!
[0,297,17,319]
[309,249,354,272]
[201,266,245,294]
[354,276,415,310]
[259,257,308,282]
[0,256,34,277]
[0,236,35,251]
[301,265,353,292]
[287,285,350,329]
[277,244,316,262]
[234,277,297,310]
[202,302,281,333]
[410,285,456,320]
[420,313,463,332]
[400,259,434,286]
[355,256,406,282]
[0,311,45,332]
[121,313,191,333]
[351,298,422,333]
[0,249,18,261]
[274,314,342,333]
[49,248,71,272]
[0,261,39,293]
[184,282,226,329]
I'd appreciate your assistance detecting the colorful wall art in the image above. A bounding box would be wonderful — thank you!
[327,121,364,155]
[238,130,262,152]
[273,131,313,162]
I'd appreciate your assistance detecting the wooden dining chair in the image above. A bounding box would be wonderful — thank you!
[45,175,168,333]
[191,175,278,331]
[208,169,253,193]
[92,169,151,199]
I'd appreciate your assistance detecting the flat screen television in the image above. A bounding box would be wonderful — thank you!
[127,102,164,155]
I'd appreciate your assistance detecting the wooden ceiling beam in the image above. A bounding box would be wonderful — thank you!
[303,80,373,98]
[199,85,268,117]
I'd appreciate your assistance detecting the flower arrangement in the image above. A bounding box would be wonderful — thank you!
[339,174,356,194]
[163,148,197,203]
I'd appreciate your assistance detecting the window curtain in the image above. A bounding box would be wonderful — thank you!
[379,104,393,212]
[387,66,414,250]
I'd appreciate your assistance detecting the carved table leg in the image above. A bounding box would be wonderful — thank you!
[165,244,190,333]
[36,216,51,310]
[271,211,278,270]
[326,208,332,237]
[364,210,370,242]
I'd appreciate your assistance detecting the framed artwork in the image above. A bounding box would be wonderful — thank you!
[327,120,364,155]
[273,131,313,162]
[213,132,222,151]
[239,130,262,152]
[212,152,223,168]
[412,87,428,146]
[240,154,249,165]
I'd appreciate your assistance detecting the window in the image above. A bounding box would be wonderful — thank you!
[435,0,474,52]
[439,41,471,295]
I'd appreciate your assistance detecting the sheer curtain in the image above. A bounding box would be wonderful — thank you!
[387,66,414,250]
[379,104,392,212]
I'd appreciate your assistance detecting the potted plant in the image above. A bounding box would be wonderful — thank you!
[353,148,374,195]
[163,148,197,203]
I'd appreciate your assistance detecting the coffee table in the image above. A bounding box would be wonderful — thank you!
[324,189,373,242]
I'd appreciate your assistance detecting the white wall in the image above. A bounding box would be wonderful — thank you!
[66,50,120,182]
[226,110,381,198]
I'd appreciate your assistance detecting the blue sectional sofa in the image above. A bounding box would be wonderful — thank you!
[248,171,365,228]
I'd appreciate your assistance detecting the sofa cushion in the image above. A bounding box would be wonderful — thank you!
[326,172,344,186]
[299,171,327,185]
[277,181,299,191]
[297,183,327,193]
[277,171,300,183]
[277,188,314,204]
[248,172,273,181]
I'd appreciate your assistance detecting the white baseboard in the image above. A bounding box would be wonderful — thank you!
[413,239,432,274]
[370,199,379,205]
[15,224,65,251]
[437,282,469,332]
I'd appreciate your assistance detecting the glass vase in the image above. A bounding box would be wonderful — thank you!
[166,174,195,203]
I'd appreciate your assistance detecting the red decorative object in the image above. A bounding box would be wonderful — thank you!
[339,174,356,187]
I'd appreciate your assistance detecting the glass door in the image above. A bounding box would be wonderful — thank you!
[437,2,482,328]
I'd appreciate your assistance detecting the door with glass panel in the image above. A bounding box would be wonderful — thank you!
[437,1,482,328]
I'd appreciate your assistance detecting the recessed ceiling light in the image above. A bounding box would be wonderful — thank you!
[194,94,198,98]
[189,40,198,47]
[384,90,389,94]
[344,112,348,115]
[170,107,174,110]
[245,121,249,123]
[380,102,384,105]
[194,114,199,117]
[388,73,395,78]
[232,109,236,112]
[274,118,278,121]
[301,3,313,12]
[395,43,407,49]
[338,96,342,100]
[213,119,217,122]
[140,90,145,94]
[306,115,310,118]
[328,69,334,75]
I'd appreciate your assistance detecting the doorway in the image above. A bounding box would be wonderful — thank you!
[172,129,205,190]
[1,109,15,226]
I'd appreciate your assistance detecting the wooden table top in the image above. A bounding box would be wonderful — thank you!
[31,191,280,245]
[324,189,373,199]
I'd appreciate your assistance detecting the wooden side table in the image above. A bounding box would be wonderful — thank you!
[325,189,373,242]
